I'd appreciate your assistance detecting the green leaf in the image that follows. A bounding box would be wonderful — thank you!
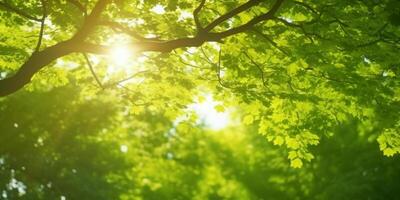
[290,158,303,168]
[214,104,225,112]
[243,115,254,125]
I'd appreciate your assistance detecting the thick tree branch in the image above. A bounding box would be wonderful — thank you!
[0,0,111,97]
[0,40,76,97]
[72,0,110,41]
[0,0,285,97]
[208,0,284,40]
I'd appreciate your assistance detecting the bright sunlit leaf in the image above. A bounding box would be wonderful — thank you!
[290,158,303,168]
[273,136,284,146]
[243,115,254,125]
[2,0,400,198]
[214,104,225,113]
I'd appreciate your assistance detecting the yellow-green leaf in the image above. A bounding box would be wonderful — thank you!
[243,115,254,125]
[383,148,396,157]
[273,136,284,146]
[214,104,225,112]
[290,158,303,168]
[286,137,300,149]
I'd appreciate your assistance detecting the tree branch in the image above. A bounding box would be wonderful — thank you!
[293,1,318,15]
[104,70,149,88]
[35,0,47,52]
[0,1,41,22]
[207,0,284,40]
[274,17,316,42]
[216,48,229,88]
[193,0,206,32]
[83,53,104,89]
[252,28,289,56]
[0,0,111,97]
[98,21,162,41]
[199,47,231,88]
[0,0,285,97]
[0,40,77,97]
[204,0,261,32]
[72,0,111,41]
[67,0,87,16]
[243,51,269,88]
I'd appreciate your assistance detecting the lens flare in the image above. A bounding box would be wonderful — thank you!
[110,46,132,66]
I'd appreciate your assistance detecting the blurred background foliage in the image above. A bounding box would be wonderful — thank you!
[1,83,400,199]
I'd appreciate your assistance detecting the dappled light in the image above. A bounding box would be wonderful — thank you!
[190,95,231,130]
[1,0,400,199]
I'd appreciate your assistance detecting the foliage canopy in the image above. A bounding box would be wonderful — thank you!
[0,0,400,199]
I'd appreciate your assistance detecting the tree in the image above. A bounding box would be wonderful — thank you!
[0,0,284,96]
[0,0,400,195]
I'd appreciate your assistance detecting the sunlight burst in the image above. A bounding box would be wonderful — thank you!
[110,46,132,66]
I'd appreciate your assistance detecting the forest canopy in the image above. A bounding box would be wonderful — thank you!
[0,0,400,199]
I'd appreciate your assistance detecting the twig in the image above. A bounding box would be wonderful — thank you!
[293,1,318,15]
[243,51,269,89]
[204,0,261,32]
[207,0,285,40]
[83,53,104,89]
[200,46,214,64]
[193,0,206,32]
[98,21,162,42]
[104,70,149,88]
[174,52,210,69]
[252,28,289,56]
[35,0,47,52]
[200,47,232,88]
[274,17,316,43]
